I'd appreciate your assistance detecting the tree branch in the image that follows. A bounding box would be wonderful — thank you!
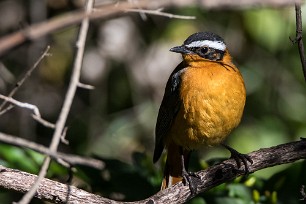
[292,3,306,81]
[125,8,196,19]
[16,1,94,203]
[0,94,55,129]
[0,0,299,56]
[0,46,50,111]
[0,165,112,204]
[0,140,305,204]
[144,139,306,204]
[0,132,104,170]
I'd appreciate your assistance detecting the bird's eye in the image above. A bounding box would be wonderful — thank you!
[199,47,208,54]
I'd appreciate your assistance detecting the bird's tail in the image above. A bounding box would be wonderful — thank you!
[161,142,191,190]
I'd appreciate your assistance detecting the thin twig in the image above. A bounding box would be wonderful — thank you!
[0,0,300,56]
[0,132,104,169]
[0,94,55,129]
[0,46,50,111]
[0,94,41,117]
[0,104,14,115]
[77,82,95,90]
[32,115,56,129]
[292,3,306,81]
[60,127,69,145]
[127,0,148,20]
[16,1,94,204]
[125,8,196,19]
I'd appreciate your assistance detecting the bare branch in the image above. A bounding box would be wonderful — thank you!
[0,0,299,56]
[0,132,104,169]
[77,82,95,90]
[125,8,196,19]
[32,114,56,129]
[0,46,50,111]
[0,94,56,129]
[0,165,113,204]
[0,104,14,115]
[0,140,305,204]
[17,1,94,203]
[60,127,69,145]
[0,94,41,117]
[292,3,306,81]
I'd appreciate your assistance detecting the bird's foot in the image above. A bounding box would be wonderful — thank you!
[223,144,253,175]
[182,169,200,196]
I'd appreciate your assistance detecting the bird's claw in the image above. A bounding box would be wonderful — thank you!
[223,144,253,175]
[182,170,200,196]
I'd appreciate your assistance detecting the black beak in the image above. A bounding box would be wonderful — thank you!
[169,45,191,54]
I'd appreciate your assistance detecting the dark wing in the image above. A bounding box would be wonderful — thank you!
[153,61,187,163]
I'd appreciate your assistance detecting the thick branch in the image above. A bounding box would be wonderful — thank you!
[143,139,306,204]
[0,140,305,204]
[0,165,112,204]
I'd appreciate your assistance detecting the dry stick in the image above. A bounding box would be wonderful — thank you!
[293,3,306,81]
[0,94,55,129]
[60,127,69,145]
[0,140,305,204]
[0,94,41,117]
[0,104,14,115]
[0,164,114,204]
[32,115,56,129]
[0,0,300,56]
[77,82,95,90]
[0,132,104,169]
[293,5,306,198]
[125,8,196,19]
[0,46,50,111]
[0,1,149,56]
[289,4,306,199]
[16,1,94,204]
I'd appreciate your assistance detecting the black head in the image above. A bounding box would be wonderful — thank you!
[170,32,226,61]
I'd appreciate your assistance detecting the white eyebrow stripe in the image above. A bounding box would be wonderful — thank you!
[185,40,226,51]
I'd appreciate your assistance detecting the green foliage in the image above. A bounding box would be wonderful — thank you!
[0,144,40,173]
[0,144,67,177]
[243,9,294,52]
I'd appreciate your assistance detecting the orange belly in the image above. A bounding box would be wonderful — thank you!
[167,63,246,150]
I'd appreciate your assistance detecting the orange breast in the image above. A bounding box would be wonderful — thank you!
[168,61,246,150]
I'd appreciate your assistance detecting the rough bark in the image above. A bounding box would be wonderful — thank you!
[0,140,305,204]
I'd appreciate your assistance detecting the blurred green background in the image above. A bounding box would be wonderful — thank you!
[0,0,305,203]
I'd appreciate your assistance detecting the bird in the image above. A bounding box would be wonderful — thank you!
[153,31,252,193]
